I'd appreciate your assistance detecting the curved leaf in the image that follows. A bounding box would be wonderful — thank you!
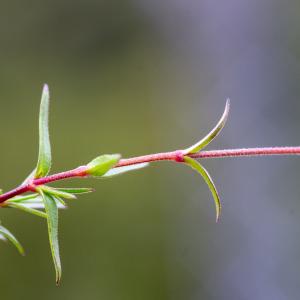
[0,225,25,255]
[184,156,221,222]
[184,99,230,154]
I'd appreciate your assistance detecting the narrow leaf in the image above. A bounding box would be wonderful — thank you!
[184,156,221,222]
[11,197,66,210]
[7,202,47,218]
[35,84,51,178]
[39,189,62,285]
[40,186,76,200]
[8,193,40,203]
[86,154,121,177]
[184,99,230,154]
[0,225,25,255]
[55,188,94,194]
[103,162,149,177]
[53,196,66,207]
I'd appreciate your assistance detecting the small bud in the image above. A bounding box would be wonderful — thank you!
[86,154,121,177]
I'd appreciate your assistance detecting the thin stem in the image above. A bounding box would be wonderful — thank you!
[0,146,299,204]
[190,146,300,159]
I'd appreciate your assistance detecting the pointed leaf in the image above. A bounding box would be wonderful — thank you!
[86,154,121,177]
[13,197,66,210]
[184,156,221,222]
[35,84,51,178]
[0,225,25,255]
[8,193,40,203]
[7,202,47,218]
[103,162,149,177]
[40,186,76,200]
[39,189,62,285]
[55,188,94,194]
[184,99,230,154]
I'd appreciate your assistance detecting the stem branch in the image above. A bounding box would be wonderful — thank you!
[0,146,299,204]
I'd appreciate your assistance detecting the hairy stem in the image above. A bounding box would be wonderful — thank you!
[0,146,299,204]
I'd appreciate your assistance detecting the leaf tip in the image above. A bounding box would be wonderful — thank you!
[43,83,49,95]
[56,273,62,286]
[215,204,221,223]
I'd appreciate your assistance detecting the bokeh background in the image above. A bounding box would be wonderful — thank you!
[1,1,300,299]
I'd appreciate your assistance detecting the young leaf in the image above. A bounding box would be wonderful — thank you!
[8,193,40,203]
[7,202,47,219]
[55,188,94,194]
[184,156,221,222]
[10,197,66,210]
[35,84,51,178]
[86,154,121,177]
[40,186,76,200]
[103,162,149,177]
[184,99,230,154]
[39,189,62,285]
[0,225,25,255]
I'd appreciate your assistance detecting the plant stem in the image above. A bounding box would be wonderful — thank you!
[190,146,300,159]
[0,146,299,204]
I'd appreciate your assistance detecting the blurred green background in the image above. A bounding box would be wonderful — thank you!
[1,1,300,299]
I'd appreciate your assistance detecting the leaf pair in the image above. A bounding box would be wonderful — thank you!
[20,85,61,284]
[0,85,51,257]
[29,86,146,284]
[183,99,230,222]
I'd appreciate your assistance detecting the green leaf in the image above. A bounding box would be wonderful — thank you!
[0,225,25,255]
[55,187,94,194]
[8,193,40,203]
[86,154,121,177]
[40,186,76,200]
[102,162,149,177]
[35,84,51,178]
[184,156,221,222]
[39,189,62,285]
[7,202,47,218]
[8,195,66,210]
[184,99,230,154]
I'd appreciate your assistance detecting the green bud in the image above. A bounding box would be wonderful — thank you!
[86,154,121,177]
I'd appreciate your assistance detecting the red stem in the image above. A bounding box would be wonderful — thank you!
[0,146,299,204]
